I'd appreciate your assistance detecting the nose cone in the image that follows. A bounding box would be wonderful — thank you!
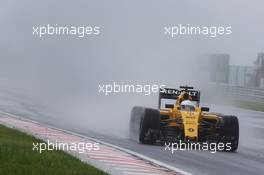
[181,110,199,140]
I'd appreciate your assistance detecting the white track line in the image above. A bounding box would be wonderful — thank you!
[123,172,160,175]
[115,167,158,172]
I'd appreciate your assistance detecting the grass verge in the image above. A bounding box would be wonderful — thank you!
[0,124,108,175]
[236,101,264,112]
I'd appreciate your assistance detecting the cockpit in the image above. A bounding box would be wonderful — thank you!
[180,100,196,111]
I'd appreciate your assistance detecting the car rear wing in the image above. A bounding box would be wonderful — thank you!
[158,87,200,108]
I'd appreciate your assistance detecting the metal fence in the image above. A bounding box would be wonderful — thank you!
[229,66,256,87]
[210,83,264,103]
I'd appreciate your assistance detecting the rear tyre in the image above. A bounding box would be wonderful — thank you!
[220,115,239,152]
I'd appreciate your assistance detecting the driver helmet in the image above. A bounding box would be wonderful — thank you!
[180,100,195,111]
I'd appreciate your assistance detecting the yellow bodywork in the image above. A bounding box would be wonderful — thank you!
[181,110,200,139]
[160,92,220,141]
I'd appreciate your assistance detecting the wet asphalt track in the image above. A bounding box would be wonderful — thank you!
[0,89,264,175]
[75,106,264,175]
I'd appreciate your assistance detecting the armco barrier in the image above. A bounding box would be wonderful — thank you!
[208,83,264,103]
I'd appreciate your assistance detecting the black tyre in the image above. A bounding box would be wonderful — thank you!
[129,106,145,141]
[129,106,160,144]
[220,115,239,152]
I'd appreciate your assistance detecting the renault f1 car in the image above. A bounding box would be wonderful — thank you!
[129,86,239,152]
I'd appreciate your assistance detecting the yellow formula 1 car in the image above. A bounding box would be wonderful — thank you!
[129,86,239,152]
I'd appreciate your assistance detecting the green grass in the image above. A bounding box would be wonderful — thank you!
[0,124,108,175]
[236,101,264,112]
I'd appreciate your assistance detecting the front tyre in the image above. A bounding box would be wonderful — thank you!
[139,108,160,144]
[129,106,160,144]
[220,115,239,152]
